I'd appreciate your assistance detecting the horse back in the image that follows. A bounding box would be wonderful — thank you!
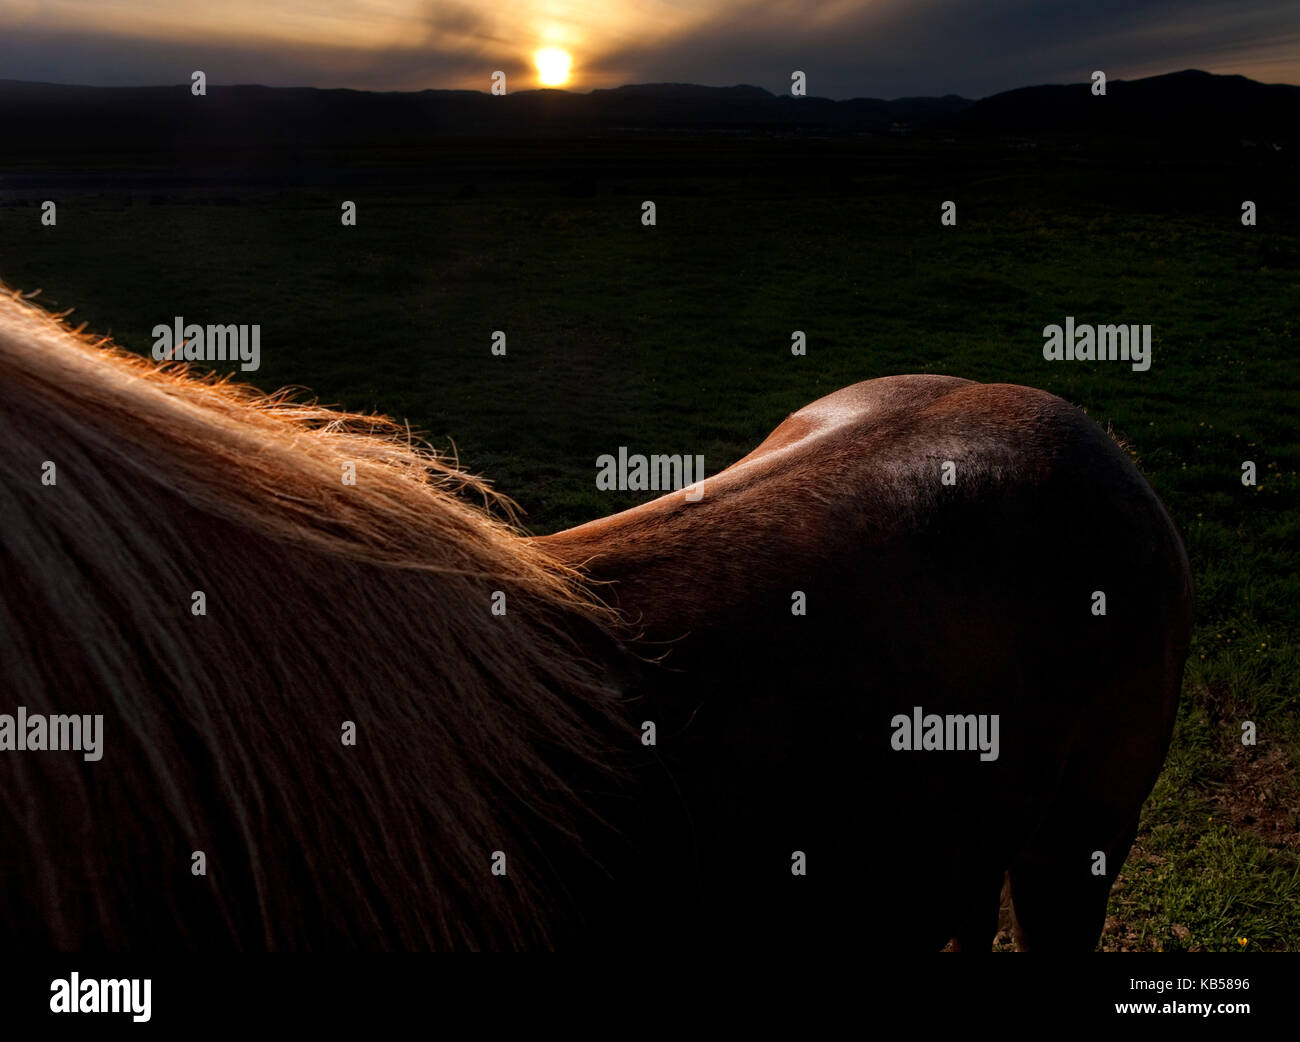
[539,375,1193,948]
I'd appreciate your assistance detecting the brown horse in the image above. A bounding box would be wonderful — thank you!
[0,286,1192,950]
[540,375,1195,951]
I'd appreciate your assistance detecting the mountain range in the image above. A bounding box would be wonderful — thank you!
[0,69,1295,157]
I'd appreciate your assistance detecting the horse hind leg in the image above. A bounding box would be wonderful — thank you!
[1006,777,1151,953]
[945,865,1008,952]
[1006,661,1180,952]
[1006,808,1137,952]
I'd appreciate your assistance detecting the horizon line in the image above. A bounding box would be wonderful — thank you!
[3,67,1297,104]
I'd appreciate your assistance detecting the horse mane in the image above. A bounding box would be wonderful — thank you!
[0,285,633,949]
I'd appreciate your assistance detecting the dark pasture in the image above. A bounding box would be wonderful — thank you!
[1,122,1296,949]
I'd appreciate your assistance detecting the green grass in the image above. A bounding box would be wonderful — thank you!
[2,145,1297,948]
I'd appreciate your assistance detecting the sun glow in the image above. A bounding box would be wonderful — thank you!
[534,47,572,87]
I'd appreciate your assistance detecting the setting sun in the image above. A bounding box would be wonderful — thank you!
[534,47,572,87]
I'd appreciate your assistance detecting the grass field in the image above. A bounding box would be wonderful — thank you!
[2,135,1297,949]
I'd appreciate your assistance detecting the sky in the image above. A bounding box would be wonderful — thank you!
[1,0,1297,100]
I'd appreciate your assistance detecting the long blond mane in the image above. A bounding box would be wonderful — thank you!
[0,286,630,949]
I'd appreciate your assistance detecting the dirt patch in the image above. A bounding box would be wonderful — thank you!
[1207,743,1300,851]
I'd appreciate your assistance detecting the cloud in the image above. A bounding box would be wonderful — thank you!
[0,0,1296,97]
[587,0,1300,97]
[0,20,504,92]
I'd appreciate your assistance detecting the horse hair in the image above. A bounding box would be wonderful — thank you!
[0,286,634,950]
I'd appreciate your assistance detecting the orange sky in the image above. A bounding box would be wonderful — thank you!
[0,0,1296,98]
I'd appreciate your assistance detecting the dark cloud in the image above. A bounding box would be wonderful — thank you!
[0,20,519,93]
[587,0,1300,97]
[1,0,1296,98]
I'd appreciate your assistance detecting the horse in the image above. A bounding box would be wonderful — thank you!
[0,285,1193,951]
